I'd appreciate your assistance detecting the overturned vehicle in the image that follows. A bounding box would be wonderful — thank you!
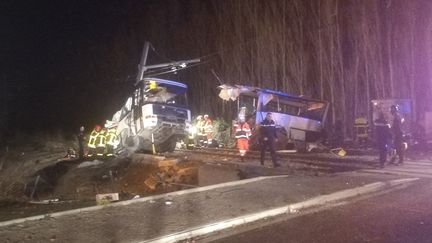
[218,84,329,150]
[107,78,191,153]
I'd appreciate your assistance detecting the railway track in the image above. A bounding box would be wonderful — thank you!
[178,147,377,173]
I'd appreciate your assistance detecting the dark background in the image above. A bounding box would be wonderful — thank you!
[1,0,431,142]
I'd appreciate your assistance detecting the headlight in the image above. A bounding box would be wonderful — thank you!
[188,125,197,135]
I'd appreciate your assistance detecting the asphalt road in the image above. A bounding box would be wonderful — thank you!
[211,178,432,243]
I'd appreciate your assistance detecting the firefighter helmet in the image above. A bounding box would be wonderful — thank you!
[94,125,102,131]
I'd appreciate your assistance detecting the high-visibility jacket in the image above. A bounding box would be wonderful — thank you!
[95,130,106,148]
[204,119,213,133]
[88,130,99,148]
[234,122,251,139]
[106,129,119,148]
[196,120,206,136]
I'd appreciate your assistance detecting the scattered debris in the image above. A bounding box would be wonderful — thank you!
[330,148,347,157]
[144,175,159,190]
[96,193,119,205]
[29,198,60,205]
[77,160,104,168]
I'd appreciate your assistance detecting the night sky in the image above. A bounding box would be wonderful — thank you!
[2,0,180,136]
[2,0,431,141]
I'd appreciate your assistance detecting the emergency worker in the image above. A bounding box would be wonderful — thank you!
[374,112,391,168]
[259,113,280,167]
[87,125,101,157]
[95,128,107,156]
[234,118,251,161]
[203,114,213,147]
[390,105,404,165]
[105,127,119,156]
[77,126,85,159]
[195,115,205,147]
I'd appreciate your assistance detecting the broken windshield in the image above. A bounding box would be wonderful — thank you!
[143,82,188,107]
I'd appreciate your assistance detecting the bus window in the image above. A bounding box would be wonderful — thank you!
[298,104,326,121]
[238,95,256,117]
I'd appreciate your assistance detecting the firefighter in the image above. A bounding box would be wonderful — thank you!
[87,125,101,157]
[259,113,281,167]
[374,112,391,168]
[354,114,369,148]
[203,114,213,147]
[95,128,107,157]
[105,126,119,156]
[390,105,404,165]
[234,118,251,161]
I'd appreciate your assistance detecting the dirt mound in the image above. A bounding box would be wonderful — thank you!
[26,154,199,202]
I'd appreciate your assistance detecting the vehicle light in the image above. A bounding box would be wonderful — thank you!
[188,125,197,135]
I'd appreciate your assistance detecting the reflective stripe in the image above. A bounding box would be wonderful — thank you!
[375,123,390,127]
[235,123,251,139]
[88,131,99,148]
[96,134,106,147]
[235,128,251,132]
[106,132,119,146]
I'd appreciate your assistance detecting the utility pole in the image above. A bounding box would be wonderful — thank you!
[134,41,200,86]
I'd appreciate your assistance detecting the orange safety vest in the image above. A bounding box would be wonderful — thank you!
[234,122,251,139]
[204,119,213,133]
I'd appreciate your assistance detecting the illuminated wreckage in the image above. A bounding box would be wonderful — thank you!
[218,84,330,151]
[106,78,191,153]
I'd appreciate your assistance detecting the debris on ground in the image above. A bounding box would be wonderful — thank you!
[95,193,119,205]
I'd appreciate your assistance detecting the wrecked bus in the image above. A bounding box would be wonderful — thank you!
[218,84,329,150]
[108,78,191,153]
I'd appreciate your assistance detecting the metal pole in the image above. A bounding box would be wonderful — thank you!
[135,42,150,85]
[151,133,156,154]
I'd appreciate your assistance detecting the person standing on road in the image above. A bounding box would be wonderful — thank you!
[234,118,251,161]
[259,113,280,167]
[77,126,85,160]
[390,105,404,165]
[374,112,391,168]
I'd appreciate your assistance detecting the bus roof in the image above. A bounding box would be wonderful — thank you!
[218,84,327,105]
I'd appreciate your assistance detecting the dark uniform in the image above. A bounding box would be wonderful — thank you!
[77,126,85,159]
[374,115,390,168]
[391,106,404,165]
[259,113,280,167]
